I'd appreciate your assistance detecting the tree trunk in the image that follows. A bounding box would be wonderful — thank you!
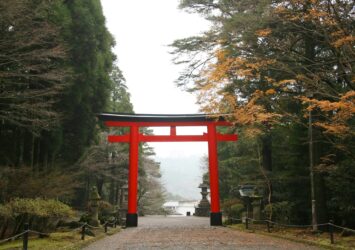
[109,179,115,204]
[36,136,41,171]
[96,178,104,197]
[31,135,35,169]
[257,142,273,219]
[261,134,272,171]
[43,145,48,171]
[115,182,119,205]
[18,130,24,167]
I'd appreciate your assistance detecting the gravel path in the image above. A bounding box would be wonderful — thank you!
[83,216,320,250]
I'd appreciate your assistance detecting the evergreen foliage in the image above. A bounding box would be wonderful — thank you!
[173,0,354,227]
[58,0,116,164]
[0,0,165,225]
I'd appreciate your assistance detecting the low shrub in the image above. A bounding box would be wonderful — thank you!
[230,203,244,218]
[0,198,74,239]
[98,200,115,223]
[222,199,245,224]
[264,201,294,224]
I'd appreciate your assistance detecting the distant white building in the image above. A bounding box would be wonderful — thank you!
[163,200,198,216]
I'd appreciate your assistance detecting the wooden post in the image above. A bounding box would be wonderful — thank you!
[245,217,249,230]
[23,223,29,250]
[266,220,270,233]
[105,223,108,233]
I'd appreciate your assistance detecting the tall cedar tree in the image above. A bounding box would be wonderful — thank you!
[58,0,115,164]
[0,0,69,168]
[0,0,118,205]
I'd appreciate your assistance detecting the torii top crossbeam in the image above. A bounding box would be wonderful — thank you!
[98,113,238,227]
[98,113,232,124]
[98,113,237,143]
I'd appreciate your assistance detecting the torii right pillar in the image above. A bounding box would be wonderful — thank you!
[207,123,222,226]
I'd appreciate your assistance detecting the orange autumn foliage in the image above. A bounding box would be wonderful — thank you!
[300,91,355,137]
[265,89,276,95]
[194,47,286,138]
[255,28,272,37]
[179,1,353,142]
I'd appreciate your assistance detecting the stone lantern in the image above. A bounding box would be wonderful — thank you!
[195,183,210,217]
[119,183,128,209]
[118,183,128,225]
[238,184,262,220]
[89,186,101,226]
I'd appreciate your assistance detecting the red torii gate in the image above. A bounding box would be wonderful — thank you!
[98,113,238,227]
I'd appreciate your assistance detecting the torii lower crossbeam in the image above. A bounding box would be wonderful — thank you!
[98,113,238,227]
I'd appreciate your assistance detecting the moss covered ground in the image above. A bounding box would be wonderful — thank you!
[0,227,120,250]
[228,223,355,250]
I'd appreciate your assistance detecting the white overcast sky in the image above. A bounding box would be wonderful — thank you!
[100,0,211,199]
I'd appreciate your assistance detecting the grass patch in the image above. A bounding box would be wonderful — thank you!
[0,227,120,250]
[227,223,355,250]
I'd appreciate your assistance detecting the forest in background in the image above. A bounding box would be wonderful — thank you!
[172,0,354,227]
[0,0,165,229]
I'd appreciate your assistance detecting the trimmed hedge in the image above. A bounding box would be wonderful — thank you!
[0,198,74,239]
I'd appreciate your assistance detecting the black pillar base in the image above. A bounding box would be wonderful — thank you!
[210,212,222,226]
[126,213,138,227]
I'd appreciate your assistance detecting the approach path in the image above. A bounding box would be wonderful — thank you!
[83,215,320,250]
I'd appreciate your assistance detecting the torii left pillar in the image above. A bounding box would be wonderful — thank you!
[126,125,139,226]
